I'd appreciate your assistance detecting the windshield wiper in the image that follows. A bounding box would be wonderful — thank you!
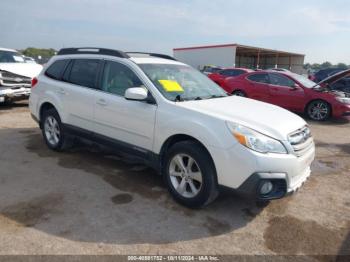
[174,94,184,102]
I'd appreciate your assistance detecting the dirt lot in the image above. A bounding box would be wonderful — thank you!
[0,102,349,257]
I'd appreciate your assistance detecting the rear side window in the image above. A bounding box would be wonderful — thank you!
[45,59,69,80]
[247,73,269,83]
[67,59,100,88]
[221,69,245,77]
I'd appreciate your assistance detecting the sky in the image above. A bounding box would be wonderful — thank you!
[1,0,350,64]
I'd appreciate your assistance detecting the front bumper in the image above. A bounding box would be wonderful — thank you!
[209,139,315,200]
[0,87,31,103]
[333,103,350,118]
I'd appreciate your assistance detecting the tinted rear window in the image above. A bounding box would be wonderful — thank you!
[247,73,269,83]
[221,69,245,77]
[45,59,69,80]
[68,59,100,88]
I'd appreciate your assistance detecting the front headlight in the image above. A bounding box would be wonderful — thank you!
[335,97,350,104]
[226,122,287,154]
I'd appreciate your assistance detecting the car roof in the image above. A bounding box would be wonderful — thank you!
[221,67,253,71]
[247,70,300,78]
[0,47,18,52]
[55,47,186,66]
[130,57,187,66]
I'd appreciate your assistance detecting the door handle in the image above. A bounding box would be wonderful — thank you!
[58,88,66,95]
[96,99,107,106]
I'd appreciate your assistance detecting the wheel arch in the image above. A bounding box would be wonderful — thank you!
[39,102,60,128]
[158,134,218,182]
[232,89,247,96]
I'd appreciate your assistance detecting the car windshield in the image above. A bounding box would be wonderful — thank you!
[0,50,25,63]
[292,73,319,88]
[139,63,227,101]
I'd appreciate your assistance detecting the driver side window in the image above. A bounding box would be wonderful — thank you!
[102,61,143,96]
[269,73,295,87]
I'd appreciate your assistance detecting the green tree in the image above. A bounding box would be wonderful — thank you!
[320,61,332,69]
[21,47,56,59]
[336,63,348,69]
[303,63,311,69]
[311,63,321,70]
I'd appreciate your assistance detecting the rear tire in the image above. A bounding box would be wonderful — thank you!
[232,90,247,97]
[42,108,71,151]
[306,100,331,121]
[163,141,218,208]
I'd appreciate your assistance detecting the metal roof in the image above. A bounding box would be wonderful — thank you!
[173,43,304,57]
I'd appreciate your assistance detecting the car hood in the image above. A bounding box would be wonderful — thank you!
[0,63,43,78]
[318,69,350,86]
[178,96,306,140]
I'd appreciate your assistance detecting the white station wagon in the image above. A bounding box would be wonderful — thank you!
[29,48,315,208]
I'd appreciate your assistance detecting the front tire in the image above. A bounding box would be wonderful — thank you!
[164,141,218,208]
[306,100,331,121]
[42,108,69,151]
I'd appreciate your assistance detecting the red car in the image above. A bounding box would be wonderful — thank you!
[208,68,253,87]
[222,70,350,121]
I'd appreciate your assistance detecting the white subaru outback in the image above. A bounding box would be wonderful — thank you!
[29,48,315,208]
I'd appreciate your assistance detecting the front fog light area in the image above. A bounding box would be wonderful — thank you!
[260,181,274,195]
[257,178,287,200]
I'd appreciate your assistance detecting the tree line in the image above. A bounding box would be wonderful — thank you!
[304,62,349,71]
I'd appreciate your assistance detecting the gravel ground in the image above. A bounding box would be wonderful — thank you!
[0,101,349,258]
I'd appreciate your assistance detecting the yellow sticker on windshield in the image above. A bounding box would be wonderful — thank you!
[158,80,184,92]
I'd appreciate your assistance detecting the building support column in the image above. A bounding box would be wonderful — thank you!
[289,56,292,70]
[256,50,260,69]
[275,53,279,68]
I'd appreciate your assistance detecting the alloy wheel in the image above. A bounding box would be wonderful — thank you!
[169,154,203,198]
[44,116,60,146]
[308,101,329,120]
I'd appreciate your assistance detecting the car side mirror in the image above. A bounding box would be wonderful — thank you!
[125,87,148,101]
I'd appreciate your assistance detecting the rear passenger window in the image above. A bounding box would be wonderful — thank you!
[45,60,68,80]
[102,61,143,96]
[68,59,100,88]
[247,73,269,83]
[227,69,245,77]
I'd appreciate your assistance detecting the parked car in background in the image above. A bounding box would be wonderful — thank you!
[24,56,37,64]
[309,68,344,82]
[0,47,42,104]
[201,65,222,75]
[208,68,253,87]
[30,47,314,208]
[330,77,350,94]
[223,70,350,121]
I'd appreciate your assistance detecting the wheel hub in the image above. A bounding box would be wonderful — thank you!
[169,154,203,198]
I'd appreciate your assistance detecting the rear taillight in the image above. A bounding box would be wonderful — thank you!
[31,77,38,88]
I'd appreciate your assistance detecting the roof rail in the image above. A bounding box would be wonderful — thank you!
[57,47,129,58]
[126,52,177,61]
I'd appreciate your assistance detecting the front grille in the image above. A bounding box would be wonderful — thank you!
[0,71,31,87]
[288,126,314,157]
